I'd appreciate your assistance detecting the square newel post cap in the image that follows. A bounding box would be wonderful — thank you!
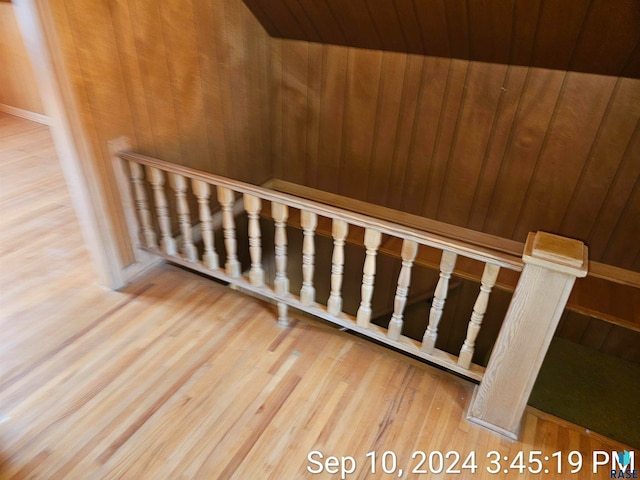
[522,231,588,277]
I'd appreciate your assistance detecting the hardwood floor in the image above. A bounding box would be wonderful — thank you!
[0,111,632,479]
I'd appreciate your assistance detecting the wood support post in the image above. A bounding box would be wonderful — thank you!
[467,231,588,439]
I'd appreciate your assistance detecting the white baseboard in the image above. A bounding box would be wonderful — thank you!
[0,103,50,125]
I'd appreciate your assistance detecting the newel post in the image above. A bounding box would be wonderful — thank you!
[467,231,587,439]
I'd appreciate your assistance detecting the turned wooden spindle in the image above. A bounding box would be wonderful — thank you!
[146,166,177,256]
[421,250,457,353]
[168,173,197,262]
[243,194,264,287]
[356,229,382,328]
[272,202,289,296]
[191,180,219,270]
[387,239,418,341]
[327,219,348,316]
[458,263,500,369]
[216,186,241,278]
[300,210,317,305]
[128,162,157,249]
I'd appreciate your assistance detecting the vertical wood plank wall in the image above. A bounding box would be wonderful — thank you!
[0,3,45,114]
[37,0,639,274]
[48,0,270,181]
[44,0,271,267]
[270,38,640,271]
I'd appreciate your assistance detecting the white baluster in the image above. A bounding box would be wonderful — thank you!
[272,202,289,295]
[421,250,457,353]
[327,219,348,316]
[356,229,382,327]
[128,162,157,249]
[300,210,317,305]
[244,194,264,287]
[387,240,418,341]
[191,180,219,270]
[458,263,500,369]
[169,173,197,262]
[146,166,177,256]
[217,186,241,278]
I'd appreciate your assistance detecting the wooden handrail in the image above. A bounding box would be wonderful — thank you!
[118,151,523,271]
[267,179,640,289]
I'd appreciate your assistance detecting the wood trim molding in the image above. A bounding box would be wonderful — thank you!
[0,103,50,125]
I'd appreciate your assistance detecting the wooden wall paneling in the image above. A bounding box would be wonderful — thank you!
[530,0,591,71]
[195,0,272,185]
[328,0,380,51]
[304,42,322,187]
[579,318,613,351]
[437,62,509,226]
[385,55,425,212]
[364,52,406,206]
[109,0,156,156]
[338,48,382,200]
[243,2,272,182]
[281,0,321,43]
[622,43,640,79]
[392,0,424,53]
[222,0,252,182]
[421,59,469,218]
[191,0,230,177]
[587,120,640,261]
[556,310,589,343]
[55,0,135,260]
[467,0,513,64]
[270,39,284,180]
[600,325,640,363]
[158,1,210,172]
[399,56,450,215]
[513,72,618,239]
[466,66,529,231]
[0,4,45,114]
[481,68,566,239]
[240,0,280,37]
[281,40,309,186]
[601,175,640,269]
[510,0,542,66]
[560,78,640,242]
[363,0,406,52]
[244,0,640,78]
[570,0,640,77]
[127,0,182,165]
[314,45,348,194]
[211,0,240,179]
[413,0,448,58]
[295,0,346,44]
[254,0,305,39]
[443,0,469,60]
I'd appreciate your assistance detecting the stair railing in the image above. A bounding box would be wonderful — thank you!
[112,144,587,440]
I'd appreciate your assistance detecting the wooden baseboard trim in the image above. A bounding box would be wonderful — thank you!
[0,103,50,125]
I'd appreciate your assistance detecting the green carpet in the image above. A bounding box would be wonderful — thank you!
[530,337,640,448]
